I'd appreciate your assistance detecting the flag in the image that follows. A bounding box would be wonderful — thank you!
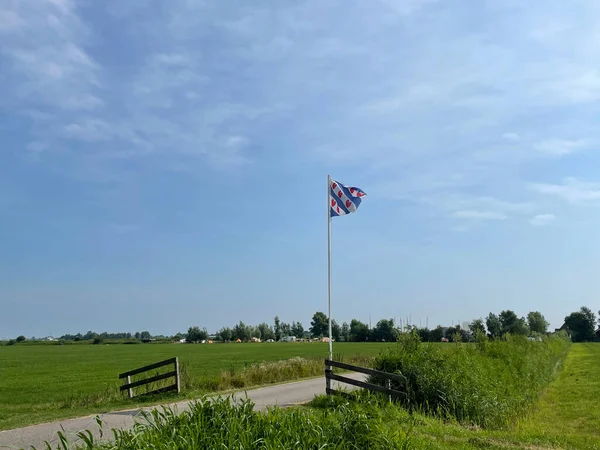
[329,179,367,217]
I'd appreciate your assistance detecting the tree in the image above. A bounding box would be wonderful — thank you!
[372,319,397,342]
[310,312,329,338]
[341,322,350,342]
[349,319,370,342]
[16,335,25,342]
[527,311,549,334]
[486,313,502,339]
[257,323,275,341]
[564,306,596,342]
[499,310,518,334]
[134,332,141,339]
[469,319,486,337]
[233,321,251,341]
[331,320,341,342]
[140,331,151,340]
[291,321,304,338]
[280,322,292,337]
[274,316,282,341]
[186,326,208,343]
[250,326,261,339]
[217,327,233,342]
[416,328,430,342]
[429,325,445,342]
[445,325,468,342]
[498,310,529,336]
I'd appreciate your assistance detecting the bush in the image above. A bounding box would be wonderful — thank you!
[92,337,104,345]
[7,339,16,346]
[371,330,571,428]
[16,335,26,342]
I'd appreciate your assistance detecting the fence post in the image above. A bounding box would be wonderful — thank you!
[175,357,181,394]
[386,378,391,403]
[126,375,133,399]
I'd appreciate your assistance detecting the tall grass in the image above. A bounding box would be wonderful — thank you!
[44,397,416,450]
[371,331,571,428]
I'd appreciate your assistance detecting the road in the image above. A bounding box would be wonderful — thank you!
[0,373,364,450]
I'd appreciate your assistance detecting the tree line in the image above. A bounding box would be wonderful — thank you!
[8,305,600,344]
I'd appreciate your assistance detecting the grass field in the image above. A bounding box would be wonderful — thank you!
[54,343,600,450]
[0,342,391,430]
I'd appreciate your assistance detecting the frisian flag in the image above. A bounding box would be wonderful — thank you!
[329,179,367,217]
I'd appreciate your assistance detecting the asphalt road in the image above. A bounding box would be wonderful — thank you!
[0,373,364,450]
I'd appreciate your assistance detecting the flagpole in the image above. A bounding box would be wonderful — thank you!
[327,174,333,361]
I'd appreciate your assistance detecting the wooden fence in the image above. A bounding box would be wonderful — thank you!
[324,359,406,401]
[119,357,180,399]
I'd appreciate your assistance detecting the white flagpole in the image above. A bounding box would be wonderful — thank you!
[327,174,333,361]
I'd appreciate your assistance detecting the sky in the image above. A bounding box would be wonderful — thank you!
[2,0,600,339]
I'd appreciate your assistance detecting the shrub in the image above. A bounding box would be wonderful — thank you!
[92,337,104,345]
[16,335,26,342]
[371,330,570,428]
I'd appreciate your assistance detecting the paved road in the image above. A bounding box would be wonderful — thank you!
[0,374,364,450]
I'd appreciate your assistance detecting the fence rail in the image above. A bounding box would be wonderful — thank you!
[119,357,180,399]
[324,359,406,401]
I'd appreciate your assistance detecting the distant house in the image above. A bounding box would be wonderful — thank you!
[553,322,572,339]
[281,336,296,342]
[250,337,261,343]
[554,322,568,333]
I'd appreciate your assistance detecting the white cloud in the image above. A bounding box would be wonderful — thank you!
[225,136,248,147]
[533,139,587,156]
[532,178,600,204]
[63,120,112,142]
[26,141,48,153]
[530,214,556,226]
[378,0,438,15]
[4,0,600,189]
[453,210,507,220]
[0,10,21,30]
[502,132,520,141]
[0,0,102,122]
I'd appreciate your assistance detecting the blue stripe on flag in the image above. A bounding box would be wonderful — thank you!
[330,188,351,215]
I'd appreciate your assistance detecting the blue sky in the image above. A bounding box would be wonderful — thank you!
[2,0,600,339]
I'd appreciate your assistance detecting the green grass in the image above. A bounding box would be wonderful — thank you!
[26,343,600,450]
[371,331,571,428]
[515,342,600,448]
[0,342,390,430]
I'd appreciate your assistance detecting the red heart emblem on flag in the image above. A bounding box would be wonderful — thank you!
[345,200,352,208]
[332,183,337,190]
[337,191,342,198]
[331,199,336,207]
